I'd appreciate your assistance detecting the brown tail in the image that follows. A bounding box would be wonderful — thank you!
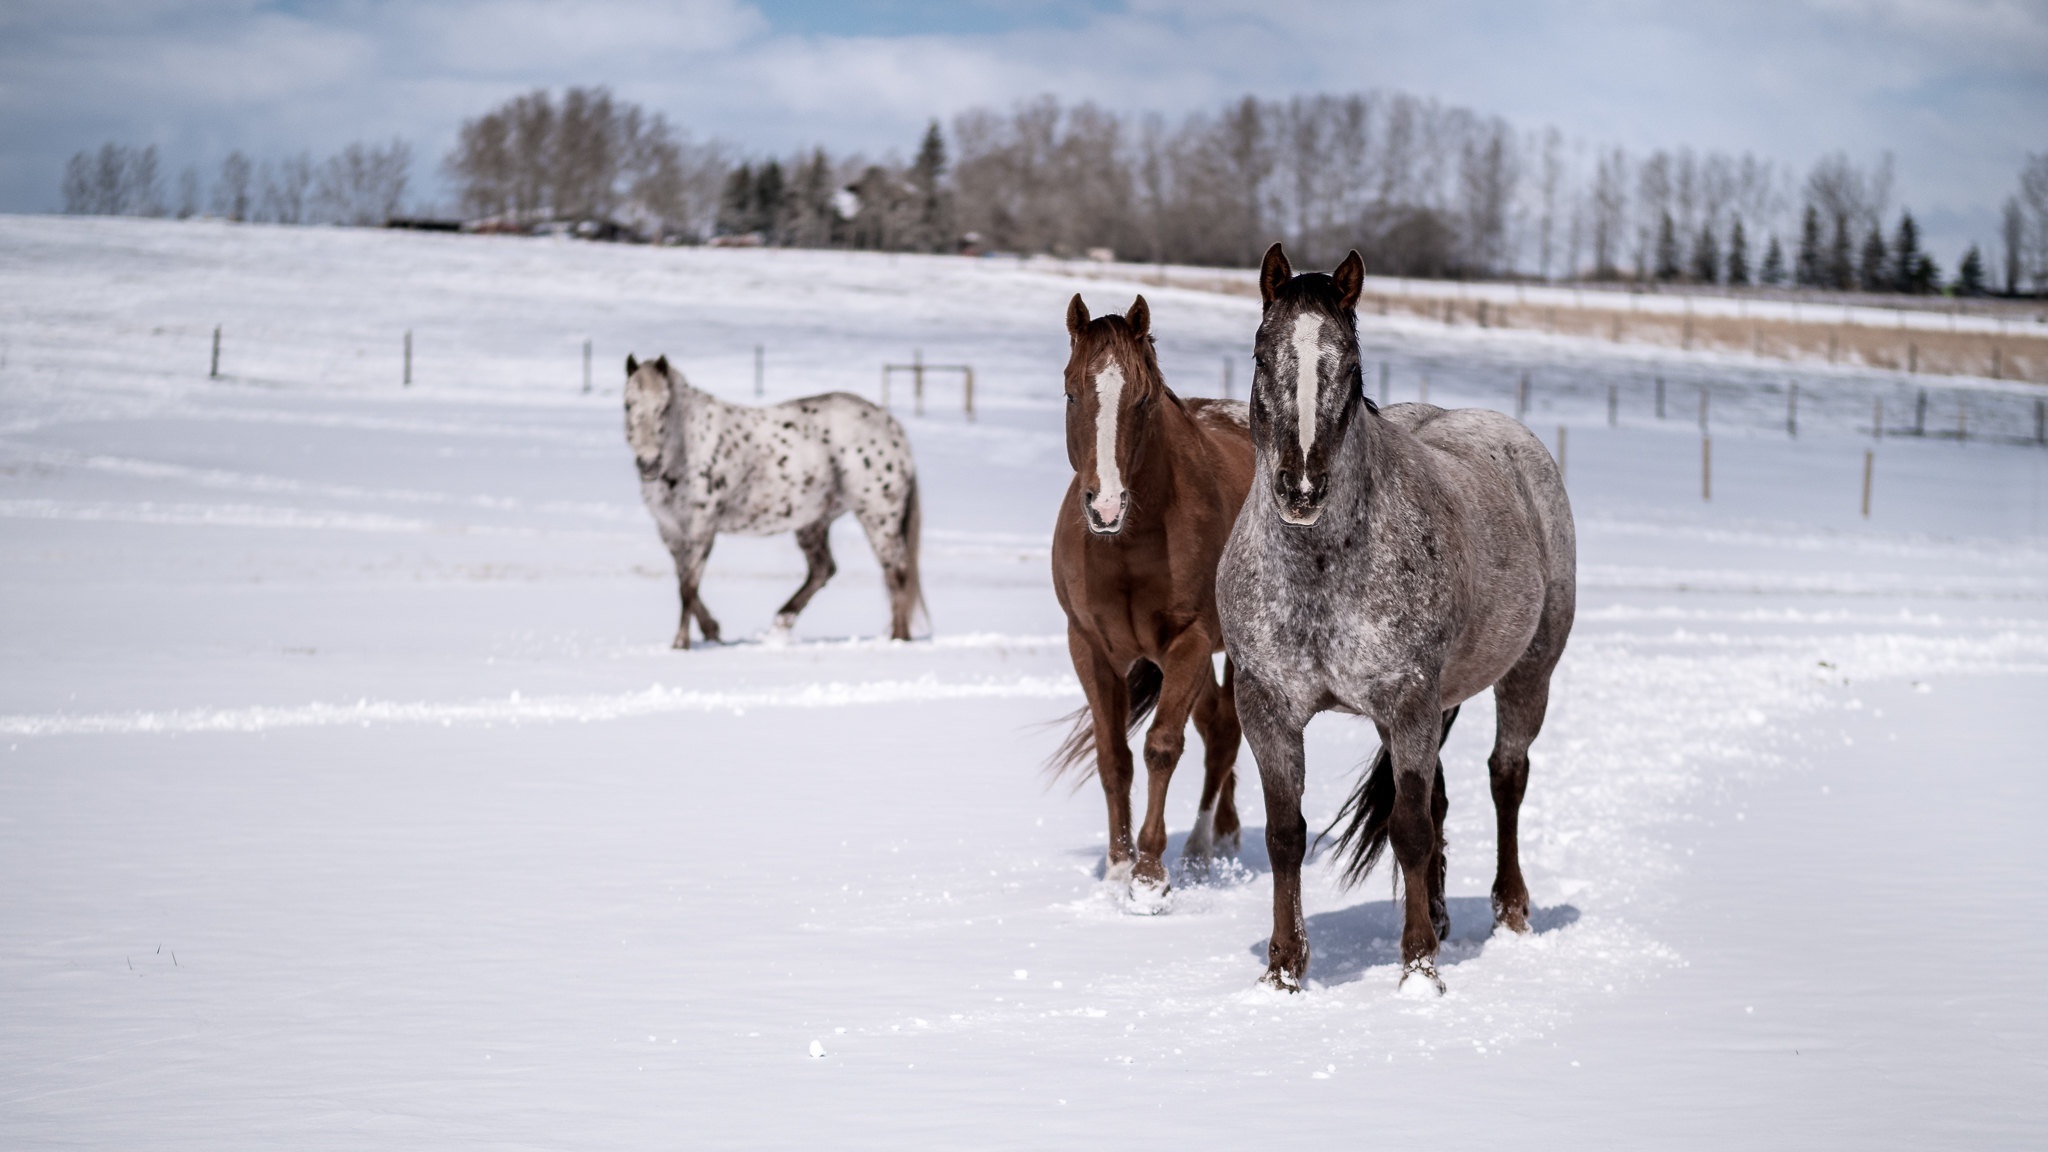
[1046,660,1163,786]
[1318,705,1460,888]
[900,473,927,634]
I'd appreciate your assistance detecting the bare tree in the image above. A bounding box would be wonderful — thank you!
[2020,153,2048,293]
[2000,195,2025,295]
[211,151,253,221]
[313,140,409,226]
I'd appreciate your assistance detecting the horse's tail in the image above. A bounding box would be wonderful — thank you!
[1046,659,1164,786]
[1319,706,1460,888]
[900,472,928,634]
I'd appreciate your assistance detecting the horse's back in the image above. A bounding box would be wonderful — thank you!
[784,390,916,519]
[1387,402,1576,594]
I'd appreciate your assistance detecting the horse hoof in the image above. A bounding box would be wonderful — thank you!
[1398,958,1446,997]
[1216,830,1242,858]
[1259,965,1304,994]
[1492,894,1531,934]
[671,634,691,650]
[1127,872,1171,915]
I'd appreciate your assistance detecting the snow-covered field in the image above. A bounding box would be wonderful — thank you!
[3,217,2045,1147]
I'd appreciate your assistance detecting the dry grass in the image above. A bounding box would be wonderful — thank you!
[1077,262,2048,386]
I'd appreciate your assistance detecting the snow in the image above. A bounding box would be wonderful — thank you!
[2,216,2045,1147]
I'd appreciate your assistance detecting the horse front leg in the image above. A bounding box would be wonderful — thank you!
[1237,673,1309,991]
[1131,629,1214,899]
[670,533,719,648]
[1386,696,1449,993]
[1069,630,1136,891]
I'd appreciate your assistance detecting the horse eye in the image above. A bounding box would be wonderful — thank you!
[1065,392,1075,404]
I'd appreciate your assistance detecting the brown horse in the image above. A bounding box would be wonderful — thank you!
[1050,293,1256,905]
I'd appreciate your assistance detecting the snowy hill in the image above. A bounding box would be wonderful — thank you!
[2,216,2045,1147]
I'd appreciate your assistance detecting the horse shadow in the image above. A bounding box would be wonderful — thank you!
[1253,897,1581,986]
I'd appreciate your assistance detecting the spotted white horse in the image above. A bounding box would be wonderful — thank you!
[623,354,923,647]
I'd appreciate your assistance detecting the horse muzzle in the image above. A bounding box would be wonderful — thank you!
[1083,489,1128,535]
[1274,470,1326,527]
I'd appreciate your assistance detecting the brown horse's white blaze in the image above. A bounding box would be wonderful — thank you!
[1088,359,1129,532]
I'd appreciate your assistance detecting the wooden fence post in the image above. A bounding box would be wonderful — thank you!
[754,344,764,397]
[913,348,925,417]
[1556,425,1567,483]
[210,325,221,379]
[1915,389,1927,436]
[582,339,592,394]
[1607,384,1618,427]
[1861,450,1873,518]
[404,330,412,387]
[1701,435,1712,502]
[1655,375,1665,420]
[1787,382,1797,438]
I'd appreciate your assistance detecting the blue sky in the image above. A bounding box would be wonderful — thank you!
[4,0,2044,261]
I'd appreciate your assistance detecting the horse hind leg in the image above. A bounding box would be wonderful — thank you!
[1427,706,1461,944]
[1185,656,1244,866]
[773,519,837,633]
[1489,662,1553,935]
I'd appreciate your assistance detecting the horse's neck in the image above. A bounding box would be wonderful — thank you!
[1326,400,1390,514]
[663,379,724,468]
[1126,390,1198,508]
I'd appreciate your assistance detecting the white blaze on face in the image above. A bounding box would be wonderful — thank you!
[1091,360,1126,522]
[1290,313,1326,462]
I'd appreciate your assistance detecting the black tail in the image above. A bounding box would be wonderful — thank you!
[1045,660,1164,786]
[1319,705,1460,888]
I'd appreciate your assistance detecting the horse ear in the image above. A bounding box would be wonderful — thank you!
[1127,295,1150,337]
[1333,250,1365,311]
[653,355,670,375]
[1259,243,1292,306]
[625,354,639,376]
[1066,293,1090,339]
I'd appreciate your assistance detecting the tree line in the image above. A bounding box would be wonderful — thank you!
[59,85,2048,296]
[62,140,412,226]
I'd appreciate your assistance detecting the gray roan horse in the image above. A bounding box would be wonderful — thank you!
[623,354,923,647]
[1216,245,1576,994]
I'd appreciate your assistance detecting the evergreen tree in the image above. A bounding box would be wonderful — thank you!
[717,163,752,235]
[1795,206,1822,286]
[750,159,785,241]
[1654,212,1681,281]
[1890,210,1922,293]
[1691,223,1720,284]
[1858,225,1890,292]
[1955,245,1987,296]
[1726,216,1750,286]
[1760,234,1786,286]
[909,120,949,253]
[1904,252,1939,296]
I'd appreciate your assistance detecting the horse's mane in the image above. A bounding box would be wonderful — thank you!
[1071,315,1168,397]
